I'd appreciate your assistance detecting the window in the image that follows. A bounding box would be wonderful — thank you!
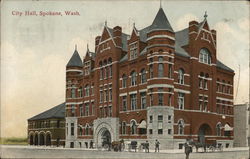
[204,101,208,112]
[122,96,127,111]
[105,67,109,78]
[178,69,184,84]
[131,71,137,86]
[85,85,90,97]
[149,65,153,78]
[108,106,112,117]
[91,102,95,115]
[216,123,222,136]
[71,105,75,116]
[158,93,163,106]
[150,94,153,106]
[80,104,83,116]
[178,93,185,109]
[149,129,153,134]
[158,63,164,77]
[141,93,146,109]
[168,64,172,78]
[105,90,108,102]
[130,94,137,110]
[217,83,220,92]
[141,69,147,83]
[85,103,89,116]
[199,101,203,111]
[204,80,208,89]
[158,129,163,134]
[131,120,137,135]
[91,84,94,95]
[158,56,163,62]
[168,129,172,135]
[168,94,172,106]
[71,123,74,136]
[108,58,113,77]
[199,48,211,64]
[122,74,127,88]
[71,88,76,98]
[78,88,83,97]
[168,115,172,123]
[79,127,83,136]
[178,120,184,135]
[130,43,138,60]
[122,122,126,135]
[158,115,163,122]
[85,125,89,135]
[109,89,112,101]
[100,91,103,103]
[149,115,153,123]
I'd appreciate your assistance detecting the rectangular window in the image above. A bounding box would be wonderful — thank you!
[78,88,82,97]
[130,94,137,110]
[85,103,89,116]
[158,93,163,106]
[109,89,112,101]
[122,96,127,111]
[158,63,164,77]
[168,115,172,123]
[149,65,153,78]
[204,80,208,89]
[178,93,185,109]
[71,123,74,136]
[149,129,153,134]
[71,105,75,116]
[91,102,95,115]
[71,88,76,98]
[168,94,172,106]
[158,115,163,122]
[130,43,138,60]
[122,77,127,88]
[168,64,172,78]
[199,101,203,111]
[100,91,103,103]
[149,115,153,123]
[158,129,163,134]
[80,104,83,116]
[168,129,172,135]
[141,93,146,109]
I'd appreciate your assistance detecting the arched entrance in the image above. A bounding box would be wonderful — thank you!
[29,134,34,145]
[198,124,212,144]
[101,129,111,146]
[46,133,51,146]
[39,133,45,145]
[34,133,38,145]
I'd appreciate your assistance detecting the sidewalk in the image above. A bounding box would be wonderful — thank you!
[1,144,249,154]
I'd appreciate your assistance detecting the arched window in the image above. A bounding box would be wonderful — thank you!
[131,120,137,135]
[199,48,211,64]
[141,69,146,83]
[85,85,90,97]
[79,127,83,136]
[178,119,185,135]
[85,125,89,135]
[122,74,127,88]
[131,71,137,86]
[122,121,126,135]
[178,69,185,84]
[216,122,222,136]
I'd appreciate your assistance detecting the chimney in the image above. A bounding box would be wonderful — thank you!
[189,21,199,33]
[113,26,122,47]
[95,36,101,52]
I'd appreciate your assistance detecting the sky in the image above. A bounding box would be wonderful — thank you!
[1,0,249,138]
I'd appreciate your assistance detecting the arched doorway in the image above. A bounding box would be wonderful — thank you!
[198,124,212,144]
[29,134,34,145]
[34,134,38,145]
[46,133,51,146]
[39,133,45,145]
[101,129,111,146]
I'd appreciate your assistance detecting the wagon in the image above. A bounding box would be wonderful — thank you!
[128,141,137,152]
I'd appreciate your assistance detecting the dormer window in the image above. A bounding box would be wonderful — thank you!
[130,43,138,60]
[199,48,211,64]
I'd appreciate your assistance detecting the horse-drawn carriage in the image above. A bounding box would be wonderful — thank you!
[101,140,125,152]
[189,140,223,152]
[128,141,138,152]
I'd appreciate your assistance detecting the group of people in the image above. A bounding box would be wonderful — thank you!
[142,139,160,153]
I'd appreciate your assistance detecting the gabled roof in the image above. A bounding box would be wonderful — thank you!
[216,60,234,72]
[175,28,189,47]
[28,103,65,121]
[107,27,129,52]
[149,7,174,32]
[66,50,83,67]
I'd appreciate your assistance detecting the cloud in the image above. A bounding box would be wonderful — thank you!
[175,13,199,31]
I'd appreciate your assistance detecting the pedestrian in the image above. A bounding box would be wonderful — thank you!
[145,140,149,153]
[184,139,192,159]
[90,140,93,149]
[155,139,160,152]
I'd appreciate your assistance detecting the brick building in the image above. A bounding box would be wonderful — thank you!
[28,103,65,146]
[65,7,234,149]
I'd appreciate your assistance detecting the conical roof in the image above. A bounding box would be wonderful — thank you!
[66,49,83,67]
[150,7,174,32]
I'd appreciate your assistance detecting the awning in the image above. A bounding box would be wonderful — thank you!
[224,124,233,131]
[138,120,147,129]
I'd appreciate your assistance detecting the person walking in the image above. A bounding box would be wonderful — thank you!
[155,139,160,152]
[145,140,149,153]
[184,139,192,159]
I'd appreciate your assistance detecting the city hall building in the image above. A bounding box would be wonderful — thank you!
[65,7,234,149]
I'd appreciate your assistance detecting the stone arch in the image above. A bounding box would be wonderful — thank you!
[94,122,114,147]
[197,123,212,144]
[45,131,52,146]
[29,131,35,145]
[34,132,39,146]
[39,131,45,146]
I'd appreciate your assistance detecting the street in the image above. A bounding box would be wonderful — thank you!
[0,145,249,159]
